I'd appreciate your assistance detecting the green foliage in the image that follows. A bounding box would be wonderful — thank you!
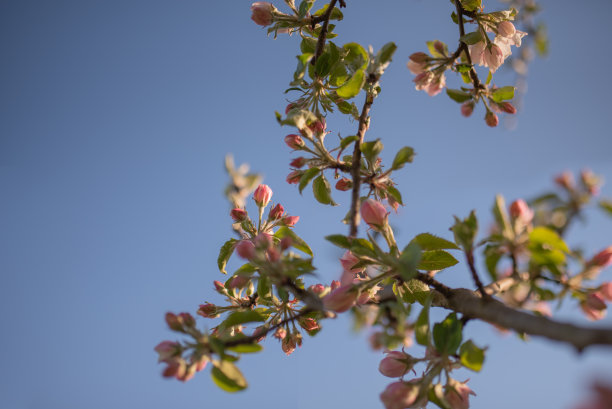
[299,167,320,193]
[275,226,314,256]
[391,146,415,170]
[415,295,432,346]
[528,226,569,267]
[417,250,459,271]
[446,89,473,103]
[451,211,478,251]
[313,174,337,205]
[211,360,248,392]
[433,313,463,355]
[459,340,486,372]
[490,86,515,102]
[218,238,238,274]
[409,233,459,251]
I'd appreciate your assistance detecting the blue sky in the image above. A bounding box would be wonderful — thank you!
[1,1,611,408]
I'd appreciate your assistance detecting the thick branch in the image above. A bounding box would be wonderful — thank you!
[348,91,375,237]
[312,0,338,64]
[415,274,612,350]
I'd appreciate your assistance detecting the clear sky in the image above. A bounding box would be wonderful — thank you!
[1,1,611,408]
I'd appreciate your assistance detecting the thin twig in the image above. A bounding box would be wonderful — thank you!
[466,249,489,299]
[453,0,482,89]
[312,0,339,64]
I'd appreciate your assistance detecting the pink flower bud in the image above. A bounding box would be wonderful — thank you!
[484,44,504,73]
[178,312,195,328]
[379,351,413,378]
[499,102,516,114]
[282,335,297,355]
[284,134,305,150]
[554,171,574,190]
[600,282,612,301]
[230,208,247,222]
[323,285,358,313]
[409,52,429,64]
[425,73,446,96]
[235,240,256,260]
[254,233,273,249]
[433,40,445,55]
[178,364,197,382]
[252,326,267,343]
[253,184,272,207]
[162,358,186,379]
[266,246,281,262]
[361,199,389,231]
[445,379,476,409]
[250,2,274,26]
[192,355,208,372]
[461,101,474,117]
[380,382,418,409]
[309,284,326,294]
[155,341,180,362]
[165,312,183,331]
[591,246,612,269]
[413,71,433,90]
[581,169,600,196]
[509,199,534,224]
[274,327,287,340]
[485,111,499,127]
[298,317,320,331]
[290,157,307,168]
[269,203,284,220]
[286,170,303,184]
[497,21,516,38]
[330,280,341,290]
[280,237,293,250]
[309,118,326,135]
[340,251,363,273]
[335,177,352,191]
[285,103,296,114]
[213,280,225,293]
[197,303,218,318]
[369,332,384,350]
[282,215,300,226]
[581,292,607,321]
[229,275,250,288]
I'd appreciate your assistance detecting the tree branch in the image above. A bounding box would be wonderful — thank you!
[312,0,339,64]
[453,0,482,89]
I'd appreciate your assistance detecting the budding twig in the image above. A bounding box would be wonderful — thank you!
[312,0,339,64]
[453,0,482,89]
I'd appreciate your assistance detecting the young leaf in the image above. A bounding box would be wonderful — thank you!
[459,31,483,45]
[342,42,369,72]
[386,186,403,205]
[398,242,421,280]
[459,340,486,372]
[325,234,352,249]
[433,313,463,355]
[491,86,515,102]
[275,226,313,256]
[376,42,398,65]
[415,295,432,346]
[451,211,478,251]
[361,139,384,164]
[391,146,415,170]
[299,167,320,193]
[218,238,238,274]
[417,250,459,271]
[313,174,336,206]
[336,69,365,99]
[211,360,248,392]
[223,311,266,327]
[528,226,569,266]
[446,89,472,103]
[409,233,459,251]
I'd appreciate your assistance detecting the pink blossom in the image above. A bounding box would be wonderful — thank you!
[286,170,302,184]
[309,283,326,294]
[361,199,389,231]
[445,379,476,409]
[235,240,256,260]
[591,246,612,269]
[380,382,419,409]
[254,232,273,248]
[282,335,296,355]
[323,285,358,312]
[484,44,504,73]
[330,280,341,290]
[279,237,292,250]
[266,246,280,262]
[340,251,363,273]
[599,282,612,301]
[162,357,186,379]
[269,203,284,220]
[282,215,300,226]
[229,275,249,288]
[425,73,446,96]
[555,171,575,190]
[284,134,304,150]
[485,111,499,127]
[165,312,183,331]
[378,351,413,378]
[250,2,274,27]
[413,71,434,90]
[461,101,474,117]
[335,177,352,191]
[581,292,607,321]
[213,280,225,293]
[155,341,180,362]
[497,21,516,38]
[499,101,517,114]
[230,208,247,222]
[274,327,287,340]
[252,326,267,343]
[298,317,320,331]
[289,157,307,168]
[509,199,534,225]
[468,42,486,66]
[197,303,218,318]
[253,184,273,207]
[407,60,426,75]
[178,312,195,327]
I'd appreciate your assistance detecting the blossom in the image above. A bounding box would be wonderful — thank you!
[361,199,389,231]
[235,240,256,259]
[335,177,352,191]
[269,203,284,220]
[253,184,273,207]
[284,134,304,150]
[380,382,419,409]
[497,21,516,38]
[483,44,504,73]
[581,292,607,321]
[197,303,218,318]
[485,111,499,127]
[591,246,612,269]
[509,199,534,225]
[461,101,474,117]
[340,251,363,273]
[323,285,358,312]
[282,215,299,226]
[445,379,476,409]
[230,208,247,222]
[250,2,274,26]
[378,351,413,378]
[286,170,302,184]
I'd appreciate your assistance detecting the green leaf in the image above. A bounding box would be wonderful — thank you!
[361,139,383,164]
[218,239,238,274]
[491,86,514,102]
[459,31,483,45]
[257,274,272,299]
[312,174,336,205]
[391,146,415,170]
[376,42,397,65]
[325,234,352,249]
[415,295,432,346]
[461,0,482,11]
[342,42,369,72]
[313,4,344,21]
[451,211,478,251]
[402,279,430,305]
[433,313,463,355]
[329,60,349,86]
[300,37,317,54]
[340,135,359,150]
[294,53,313,81]
[426,40,448,58]
[336,69,365,99]
[417,250,459,271]
[599,199,612,216]
[234,263,257,276]
[226,343,264,354]
[350,238,377,258]
[456,63,471,73]
[298,0,315,19]
[492,194,513,239]
[275,226,313,256]
[298,167,320,193]
[314,51,333,77]
[409,233,459,251]
[484,244,502,281]
[223,311,266,327]
[446,89,472,103]
[386,186,403,205]
[398,242,421,280]
[528,226,569,266]
[459,340,485,372]
[211,360,248,392]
